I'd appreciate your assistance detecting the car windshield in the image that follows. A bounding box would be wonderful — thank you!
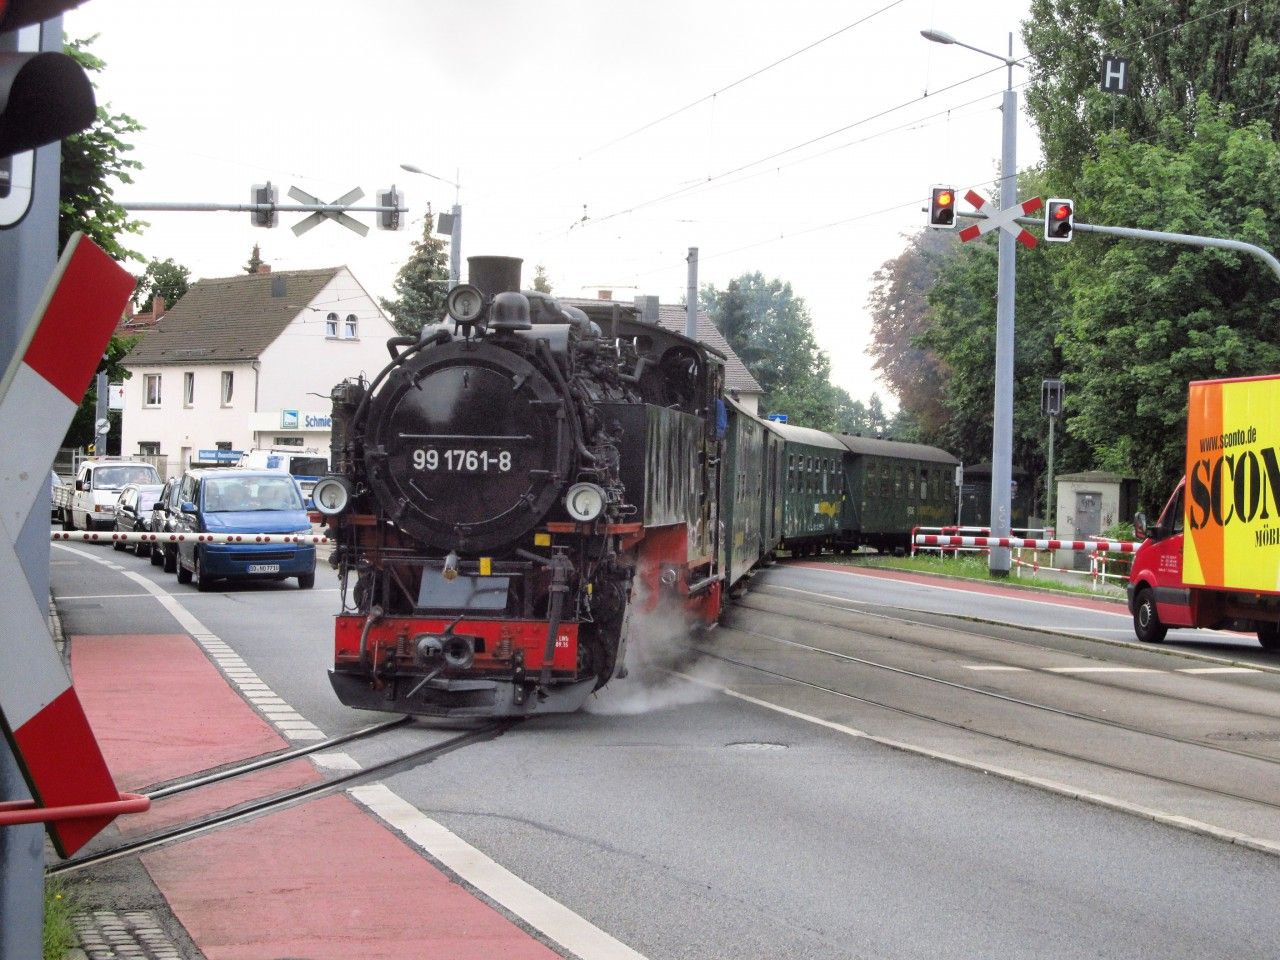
[138,491,163,512]
[289,457,329,477]
[94,465,158,488]
[203,476,303,512]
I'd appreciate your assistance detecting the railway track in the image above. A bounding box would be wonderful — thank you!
[50,720,518,876]
[702,596,1280,812]
[742,583,1280,723]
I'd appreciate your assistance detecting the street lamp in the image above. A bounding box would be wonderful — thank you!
[922,28,1022,575]
[399,163,462,288]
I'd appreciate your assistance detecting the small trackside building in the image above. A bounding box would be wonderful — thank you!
[120,266,399,478]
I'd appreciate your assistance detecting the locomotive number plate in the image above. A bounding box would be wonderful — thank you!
[412,448,513,474]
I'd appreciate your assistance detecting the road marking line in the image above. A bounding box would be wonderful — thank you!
[311,752,361,771]
[54,593,150,600]
[1178,667,1262,674]
[350,784,650,960]
[282,729,325,741]
[671,671,1280,858]
[1044,667,1162,673]
[961,665,1028,671]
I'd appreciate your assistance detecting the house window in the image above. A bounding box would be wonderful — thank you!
[273,436,304,446]
[183,371,194,407]
[344,313,358,338]
[325,312,338,337]
[138,441,160,456]
[221,371,234,406]
[144,374,162,407]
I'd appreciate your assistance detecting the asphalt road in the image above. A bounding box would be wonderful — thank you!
[51,542,1280,960]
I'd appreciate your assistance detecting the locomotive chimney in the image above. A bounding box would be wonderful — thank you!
[467,256,523,299]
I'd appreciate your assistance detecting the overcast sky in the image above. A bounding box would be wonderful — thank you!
[63,0,1039,408]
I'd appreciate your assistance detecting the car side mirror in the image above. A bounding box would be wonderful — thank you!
[75,479,85,491]
[1133,512,1147,540]
[181,501,198,514]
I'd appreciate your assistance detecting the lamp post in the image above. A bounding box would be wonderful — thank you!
[921,28,1021,575]
[399,163,462,289]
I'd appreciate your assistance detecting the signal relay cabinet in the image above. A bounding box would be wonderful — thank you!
[1128,373,1280,650]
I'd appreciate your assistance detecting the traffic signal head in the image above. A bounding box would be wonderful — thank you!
[0,1,96,159]
[250,182,278,228]
[1045,198,1074,242]
[376,186,402,230]
[928,186,956,229]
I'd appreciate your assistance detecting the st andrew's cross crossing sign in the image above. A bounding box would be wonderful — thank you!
[288,185,369,237]
[958,189,1042,249]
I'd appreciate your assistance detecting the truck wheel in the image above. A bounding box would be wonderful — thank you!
[61,509,75,531]
[1258,623,1280,652]
[1133,588,1167,643]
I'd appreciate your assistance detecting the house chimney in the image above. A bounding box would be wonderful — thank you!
[256,263,271,274]
[597,289,613,301]
[153,296,166,318]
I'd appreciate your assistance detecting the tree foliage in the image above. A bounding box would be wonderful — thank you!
[60,37,145,263]
[135,257,190,312]
[865,229,958,434]
[380,214,451,336]
[533,264,552,293]
[701,272,888,435]
[244,244,265,274]
[1024,0,1280,181]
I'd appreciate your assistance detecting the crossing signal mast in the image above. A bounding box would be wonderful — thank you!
[928,186,957,229]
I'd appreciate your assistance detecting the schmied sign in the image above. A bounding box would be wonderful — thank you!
[958,189,1042,249]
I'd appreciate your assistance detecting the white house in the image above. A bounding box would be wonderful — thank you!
[121,266,399,478]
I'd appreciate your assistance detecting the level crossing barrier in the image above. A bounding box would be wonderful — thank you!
[52,531,332,546]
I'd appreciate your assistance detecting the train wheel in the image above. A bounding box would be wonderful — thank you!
[1132,588,1166,643]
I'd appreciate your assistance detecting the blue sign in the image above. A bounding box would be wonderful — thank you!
[304,413,332,429]
[197,449,243,463]
[767,413,789,423]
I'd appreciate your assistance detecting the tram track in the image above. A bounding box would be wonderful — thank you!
[49,720,518,876]
[696,633,1280,815]
[741,584,1280,725]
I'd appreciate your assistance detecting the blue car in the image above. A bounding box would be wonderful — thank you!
[171,469,317,592]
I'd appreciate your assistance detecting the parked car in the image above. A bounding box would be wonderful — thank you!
[112,483,165,556]
[171,469,317,591]
[237,448,329,505]
[50,471,61,521]
[54,458,162,531]
[148,478,181,570]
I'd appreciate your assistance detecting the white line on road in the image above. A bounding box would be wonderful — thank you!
[1044,666,1162,673]
[961,665,1028,672]
[350,784,650,960]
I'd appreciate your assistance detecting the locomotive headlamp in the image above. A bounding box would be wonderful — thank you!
[446,284,485,325]
[311,476,354,516]
[564,482,606,523]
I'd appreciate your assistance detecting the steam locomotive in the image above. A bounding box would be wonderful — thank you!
[315,257,726,717]
[315,255,959,719]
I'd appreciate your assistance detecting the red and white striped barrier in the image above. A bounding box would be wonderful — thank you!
[914,534,1142,554]
[0,235,142,855]
[52,531,332,545]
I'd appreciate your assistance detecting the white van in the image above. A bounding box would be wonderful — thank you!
[237,448,329,503]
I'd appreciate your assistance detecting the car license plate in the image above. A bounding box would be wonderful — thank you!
[247,563,280,574]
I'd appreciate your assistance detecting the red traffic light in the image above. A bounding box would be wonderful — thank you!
[1044,198,1074,242]
[928,185,957,229]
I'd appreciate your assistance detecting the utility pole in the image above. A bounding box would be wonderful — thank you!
[922,27,1023,575]
[686,247,699,340]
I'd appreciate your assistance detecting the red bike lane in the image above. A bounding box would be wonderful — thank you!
[70,631,561,960]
